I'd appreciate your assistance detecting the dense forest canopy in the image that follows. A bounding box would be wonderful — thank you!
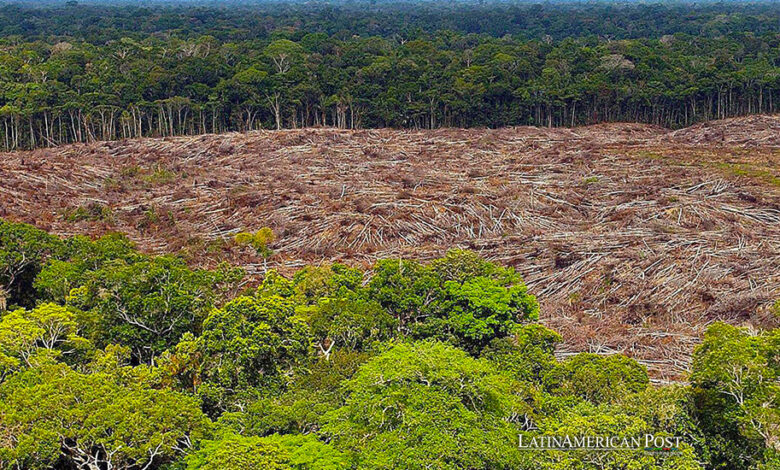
[0,1,779,148]
[0,219,778,470]
[1,3,779,469]
[3,2,780,42]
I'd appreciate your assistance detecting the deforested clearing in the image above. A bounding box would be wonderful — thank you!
[2,116,778,381]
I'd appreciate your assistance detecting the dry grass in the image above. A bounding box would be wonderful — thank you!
[1,117,779,381]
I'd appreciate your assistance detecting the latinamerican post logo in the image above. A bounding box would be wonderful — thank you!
[518,435,683,453]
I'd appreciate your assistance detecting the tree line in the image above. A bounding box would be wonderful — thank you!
[3,2,780,44]
[1,29,780,149]
[0,218,778,469]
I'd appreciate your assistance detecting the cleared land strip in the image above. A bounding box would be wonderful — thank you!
[2,116,779,379]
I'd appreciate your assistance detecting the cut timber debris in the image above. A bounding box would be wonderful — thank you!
[1,116,779,380]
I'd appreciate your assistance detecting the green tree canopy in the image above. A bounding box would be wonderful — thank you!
[0,360,209,470]
[691,323,780,468]
[161,295,312,414]
[0,220,63,308]
[0,303,89,379]
[65,255,242,363]
[185,433,347,470]
[543,353,649,405]
[321,340,534,469]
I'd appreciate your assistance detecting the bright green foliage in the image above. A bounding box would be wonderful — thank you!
[159,332,204,394]
[524,384,706,470]
[33,259,87,304]
[264,39,305,72]
[185,433,346,470]
[543,353,649,404]
[83,343,163,387]
[368,258,443,329]
[0,220,63,308]
[0,220,774,469]
[690,323,780,469]
[34,233,140,302]
[200,295,311,387]
[235,228,275,259]
[433,275,539,352]
[0,361,209,470]
[291,264,364,304]
[530,400,703,470]
[266,434,348,470]
[258,269,295,298]
[264,252,536,357]
[185,434,290,470]
[0,311,45,379]
[265,434,349,470]
[368,251,539,353]
[0,303,89,379]
[322,340,533,469]
[0,220,245,365]
[68,256,242,363]
[161,295,312,414]
[616,386,704,446]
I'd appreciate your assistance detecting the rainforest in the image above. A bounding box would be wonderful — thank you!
[0,1,778,469]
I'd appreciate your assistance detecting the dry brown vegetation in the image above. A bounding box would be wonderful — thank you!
[2,116,779,381]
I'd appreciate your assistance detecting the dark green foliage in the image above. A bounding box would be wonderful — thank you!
[367,258,444,329]
[236,350,370,437]
[0,219,244,364]
[0,220,63,308]
[2,3,780,149]
[160,295,312,415]
[200,295,311,384]
[1,3,779,44]
[0,220,776,469]
[615,386,709,462]
[289,263,395,358]
[690,323,780,470]
[369,251,539,353]
[34,233,140,302]
[67,256,242,363]
[307,297,397,356]
[481,324,562,383]
[529,399,703,470]
[291,264,364,305]
[543,353,649,405]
